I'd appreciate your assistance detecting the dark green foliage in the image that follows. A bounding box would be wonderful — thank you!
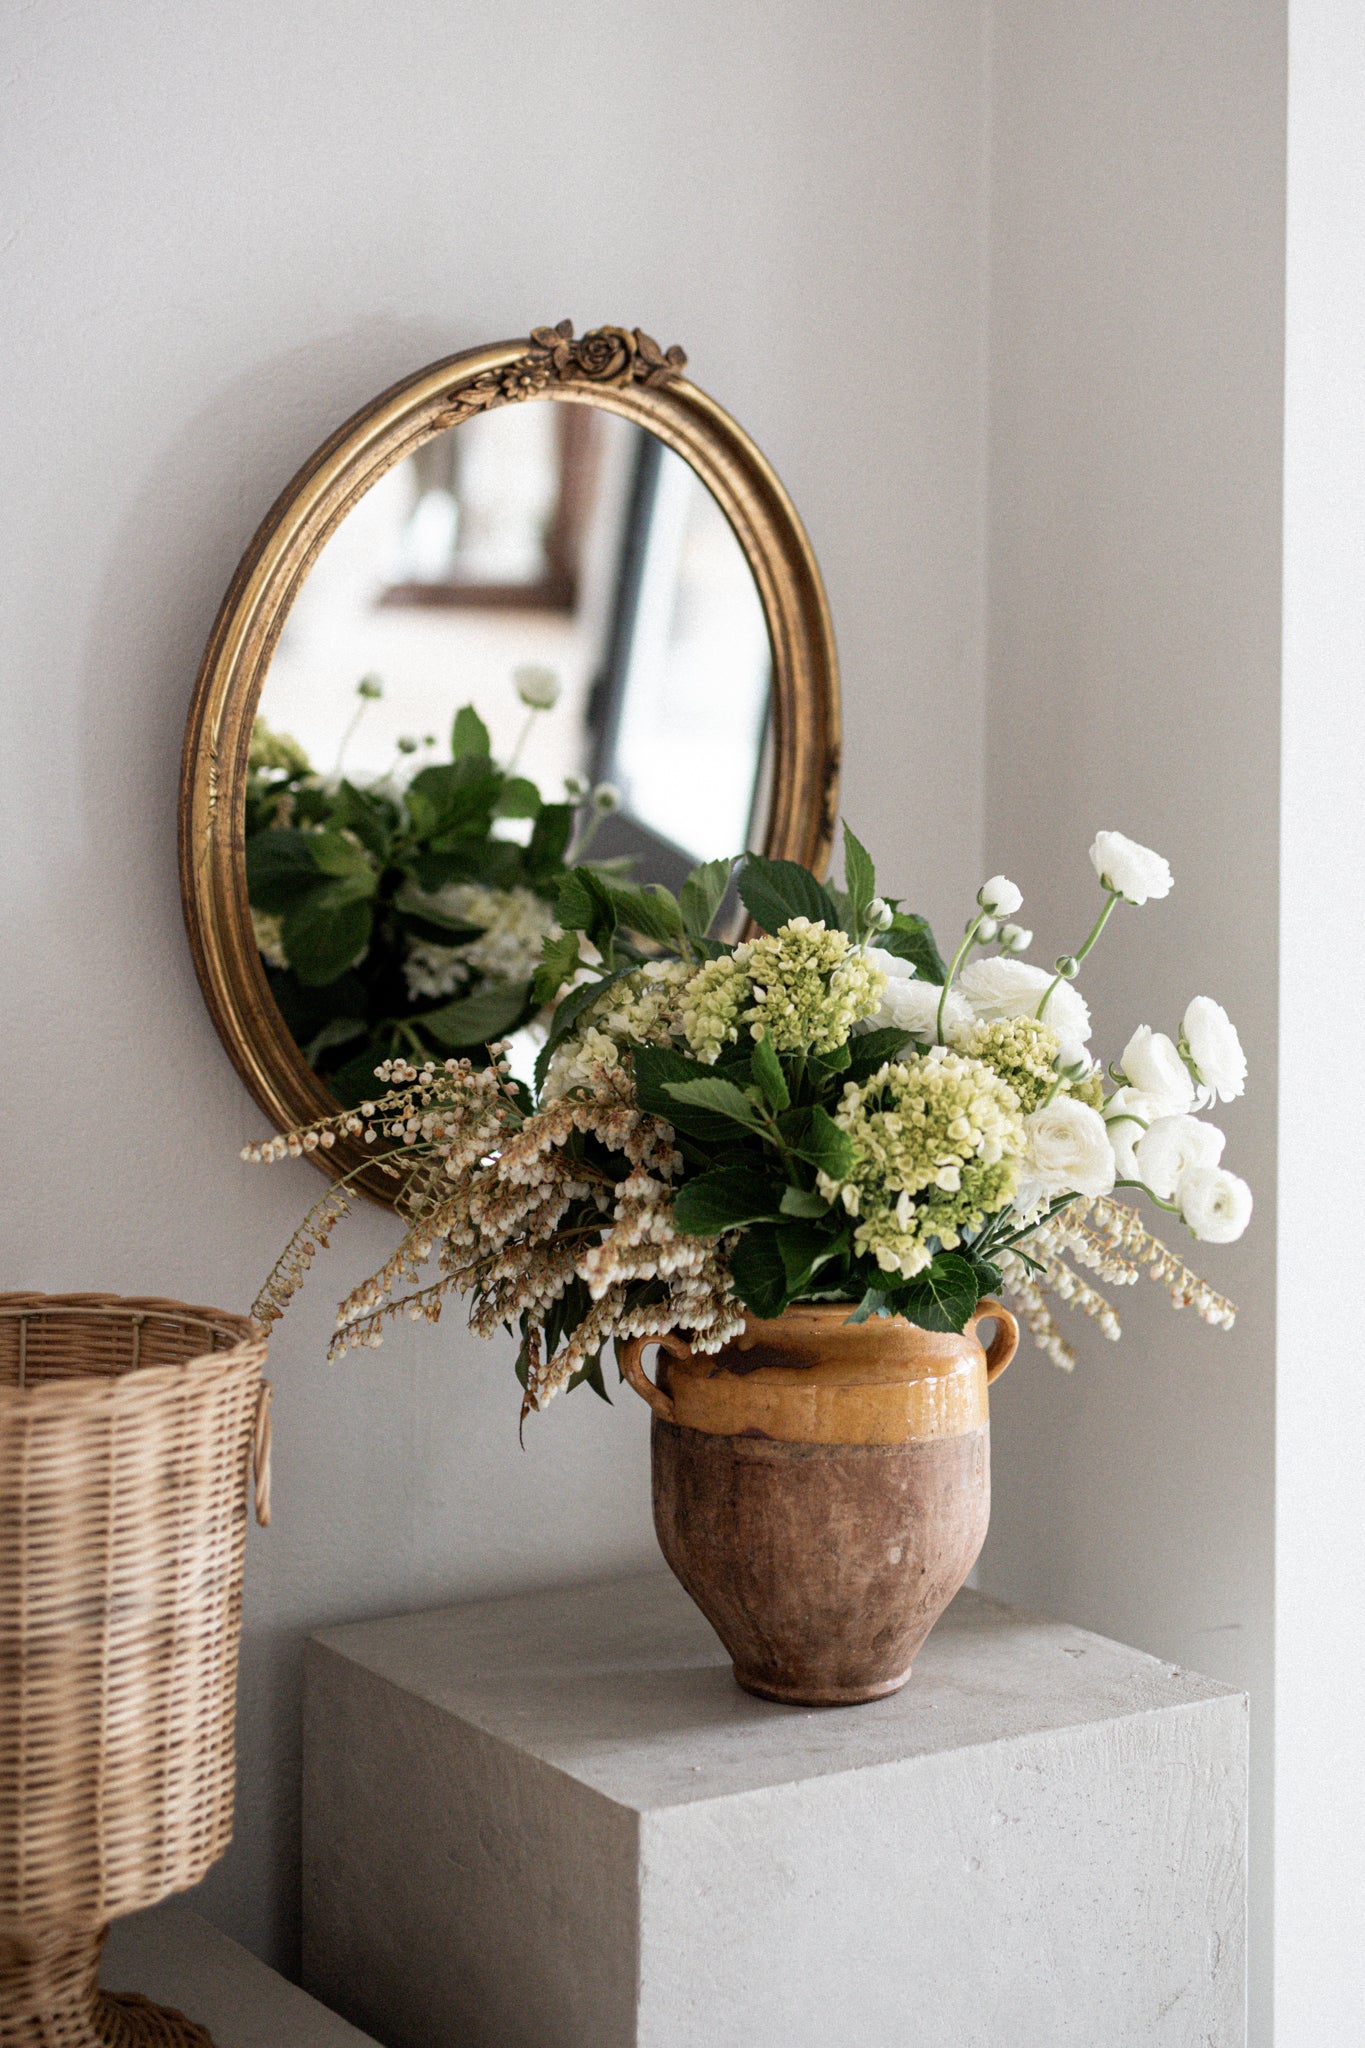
[245,702,587,1094]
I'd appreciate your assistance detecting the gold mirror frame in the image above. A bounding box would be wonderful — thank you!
[180,321,841,1198]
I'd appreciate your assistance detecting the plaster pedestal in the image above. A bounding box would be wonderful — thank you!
[303,1573,1247,2048]
[101,1905,378,2046]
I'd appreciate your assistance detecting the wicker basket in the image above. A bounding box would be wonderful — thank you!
[0,1293,271,2048]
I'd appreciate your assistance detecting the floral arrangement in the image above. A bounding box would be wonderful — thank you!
[247,825,1250,1413]
[244,667,619,1103]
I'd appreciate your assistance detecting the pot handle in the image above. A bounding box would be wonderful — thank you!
[971,1298,1019,1384]
[617,1331,691,1423]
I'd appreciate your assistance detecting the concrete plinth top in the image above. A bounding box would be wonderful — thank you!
[312,1570,1236,1813]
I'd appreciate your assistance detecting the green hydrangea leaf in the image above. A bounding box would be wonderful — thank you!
[494,776,542,819]
[842,821,877,939]
[749,1032,790,1112]
[673,1167,784,1236]
[532,930,582,1009]
[245,828,328,912]
[737,856,841,936]
[664,1077,767,1135]
[679,857,734,940]
[891,1252,982,1334]
[781,1104,856,1179]
[846,1028,915,1080]
[779,1185,831,1218]
[452,704,492,757]
[282,890,374,986]
[880,912,947,985]
[422,979,532,1048]
[725,1226,789,1319]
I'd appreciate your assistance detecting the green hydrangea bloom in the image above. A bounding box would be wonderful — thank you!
[249,717,312,778]
[741,918,885,1055]
[957,1016,1062,1114]
[680,953,748,1064]
[819,1047,1024,1279]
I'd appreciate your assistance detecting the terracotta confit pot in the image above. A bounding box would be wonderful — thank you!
[617,1299,1018,1707]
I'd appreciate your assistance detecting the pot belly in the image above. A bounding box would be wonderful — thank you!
[651,1419,990,1706]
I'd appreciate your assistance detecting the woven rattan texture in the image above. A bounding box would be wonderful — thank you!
[0,1292,268,1961]
[0,1926,213,2045]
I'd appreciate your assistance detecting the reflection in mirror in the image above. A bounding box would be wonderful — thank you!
[247,401,772,1104]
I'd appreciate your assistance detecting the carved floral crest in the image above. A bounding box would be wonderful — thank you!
[435,320,687,428]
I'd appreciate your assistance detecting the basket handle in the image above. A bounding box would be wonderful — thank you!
[253,1380,273,1526]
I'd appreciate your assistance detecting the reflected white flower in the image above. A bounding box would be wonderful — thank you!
[402,884,559,1001]
[514,665,561,710]
[1179,1166,1253,1244]
[1089,830,1173,905]
[1135,1115,1225,1202]
[1120,1026,1195,1116]
[1182,996,1247,1103]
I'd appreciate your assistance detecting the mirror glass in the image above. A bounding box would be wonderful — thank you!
[247,400,773,1104]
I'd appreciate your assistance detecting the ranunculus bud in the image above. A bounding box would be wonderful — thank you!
[979,875,1023,915]
[869,898,894,931]
[1000,923,1032,952]
[563,774,588,802]
[515,664,561,710]
[1056,956,1079,979]
[357,674,384,700]
[591,782,620,814]
[976,916,999,944]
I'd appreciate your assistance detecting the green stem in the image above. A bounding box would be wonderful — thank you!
[1114,1176,1183,1215]
[506,706,539,775]
[333,697,373,778]
[936,913,986,1043]
[1034,891,1120,1021]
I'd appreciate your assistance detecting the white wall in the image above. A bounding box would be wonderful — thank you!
[0,0,991,1969]
[1277,3,1365,2038]
[977,6,1285,2041]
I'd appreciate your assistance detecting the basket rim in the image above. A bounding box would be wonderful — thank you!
[0,1291,267,1407]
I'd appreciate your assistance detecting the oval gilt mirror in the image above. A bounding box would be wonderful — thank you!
[181,322,840,1200]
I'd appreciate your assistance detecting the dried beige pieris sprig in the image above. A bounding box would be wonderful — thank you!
[999,1193,1238,1369]
[264,1053,738,1422]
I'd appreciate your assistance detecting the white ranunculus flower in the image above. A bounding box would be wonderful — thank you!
[514,664,561,710]
[1134,1115,1225,1202]
[861,948,973,1041]
[980,875,1023,916]
[1022,1097,1117,1200]
[1103,1086,1159,1180]
[959,955,1092,1046]
[1120,1026,1195,1116]
[1182,996,1247,1103]
[1179,1166,1253,1244]
[1089,830,1173,905]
